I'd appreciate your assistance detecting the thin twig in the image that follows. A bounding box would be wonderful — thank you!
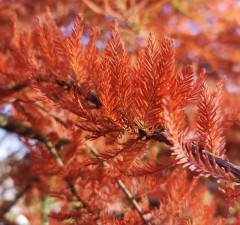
[85,143,150,224]
[44,140,88,208]
[65,177,88,208]
[34,102,68,127]
[45,140,64,167]
[117,179,151,225]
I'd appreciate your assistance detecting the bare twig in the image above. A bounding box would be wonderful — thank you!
[85,143,150,224]
[65,177,88,208]
[44,140,88,208]
[45,140,64,167]
[117,179,151,225]
[34,102,68,127]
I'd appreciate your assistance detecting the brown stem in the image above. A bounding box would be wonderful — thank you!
[86,143,150,224]
[65,177,88,208]
[117,179,151,225]
[42,139,88,208]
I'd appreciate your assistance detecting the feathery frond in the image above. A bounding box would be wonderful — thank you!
[67,14,86,84]
[197,77,226,156]
[133,36,174,131]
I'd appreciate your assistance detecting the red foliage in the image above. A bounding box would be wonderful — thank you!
[1,1,240,224]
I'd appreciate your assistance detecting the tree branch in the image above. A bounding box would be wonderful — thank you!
[86,143,150,224]
[150,129,240,181]
[117,179,151,225]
